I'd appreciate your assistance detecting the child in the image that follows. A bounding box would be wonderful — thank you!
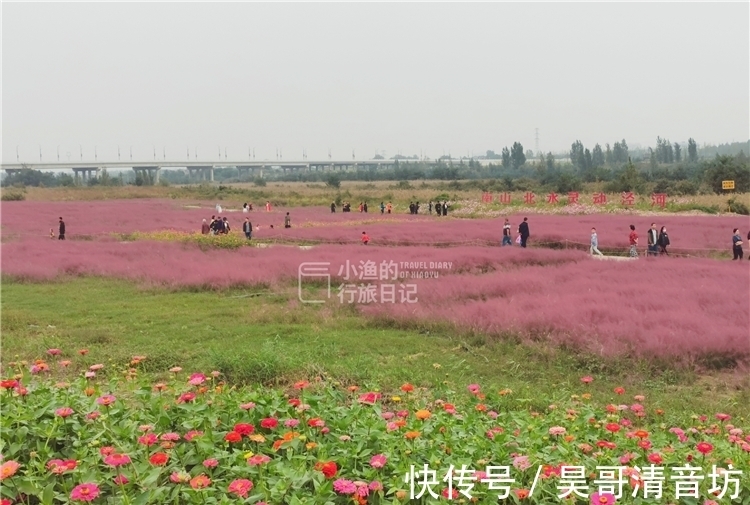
[49,228,55,239]
[361,231,370,245]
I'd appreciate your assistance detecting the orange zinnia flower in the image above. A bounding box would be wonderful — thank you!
[0,461,20,480]
[634,430,649,439]
[515,489,530,500]
[405,431,421,439]
[190,474,211,489]
[415,409,431,420]
[400,383,414,393]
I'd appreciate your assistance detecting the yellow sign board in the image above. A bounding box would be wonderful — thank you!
[722,180,735,190]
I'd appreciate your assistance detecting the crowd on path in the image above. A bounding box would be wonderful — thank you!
[50,202,750,259]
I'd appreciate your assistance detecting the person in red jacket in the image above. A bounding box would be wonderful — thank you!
[361,231,370,245]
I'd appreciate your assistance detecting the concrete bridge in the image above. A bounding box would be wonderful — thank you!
[0,159,446,183]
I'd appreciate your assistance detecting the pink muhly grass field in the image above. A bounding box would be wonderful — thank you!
[2,200,744,254]
[2,234,748,358]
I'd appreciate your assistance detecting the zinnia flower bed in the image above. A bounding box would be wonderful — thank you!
[1,356,748,504]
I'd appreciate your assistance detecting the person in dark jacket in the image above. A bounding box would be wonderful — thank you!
[647,223,659,256]
[657,226,670,255]
[331,202,336,213]
[442,202,448,216]
[243,218,252,239]
[518,217,530,248]
[58,217,66,240]
[435,202,442,216]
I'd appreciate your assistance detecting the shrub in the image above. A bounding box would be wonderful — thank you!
[253,177,267,187]
[1,191,25,201]
[728,197,750,215]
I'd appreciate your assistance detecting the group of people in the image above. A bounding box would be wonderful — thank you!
[501,217,531,248]
[50,217,65,240]
[626,223,671,258]
[202,215,232,235]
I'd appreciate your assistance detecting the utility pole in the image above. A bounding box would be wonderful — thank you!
[80,145,83,161]
[153,146,156,161]
[118,145,121,161]
[130,146,132,161]
[163,147,166,161]
[535,128,540,155]
[39,145,42,162]
[57,145,60,162]
[94,146,97,162]
[16,145,19,162]
[224,147,227,160]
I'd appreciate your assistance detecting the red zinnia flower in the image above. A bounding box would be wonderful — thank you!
[138,433,158,446]
[400,383,414,393]
[358,392,381,405]
[260,418,278,429]
[149,453,169,466]
[177,392,196,403]
[613,387,625,395]
[647,453,663,465]
[0,379,19,389]
[605,423,621,433]
[308,417,325,428]
[293,380,310,390]
[224,431,242,443]
[315,461,338,479]
[696,442,714,455]
[234,423,255,436]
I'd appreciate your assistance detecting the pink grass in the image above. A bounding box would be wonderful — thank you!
[2,233,748,358]
[2,200,744,255]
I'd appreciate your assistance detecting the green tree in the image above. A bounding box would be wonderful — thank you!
[510,142,526,169]
[688,138,698,163]
[501,147,511,169]
[592,144,605,168]
[605,143,613,165]
[570,141,585,170]
[546,152,555,171]
[703,155,750,193]
[325,173,341,188]
[674,142,682,162]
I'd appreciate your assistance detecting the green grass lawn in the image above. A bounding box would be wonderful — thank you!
[1,277,747,420]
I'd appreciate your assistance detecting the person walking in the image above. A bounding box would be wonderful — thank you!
[363,202,368,213]
[442,202,448,216]
[361,231,370,245]
[380,202,385,214]
[58,217,66,240]
[518,217,530,248]
[628,225,639,258]
[647,223,659,257]
[747,230,750,261]
[502,218,512,246]
[331,202,336,213]
[265,201,271,212]
[386,202,392,214]
[222,217,230,234]
[590,227,604,256]
[732,228,743,260]
[49,228,55,239]
[359,202,364,213]
[428,201,433,215]
[657,226,670,255]
[243,218,252,239]
[284,212,291,229]
[201,219,210,235]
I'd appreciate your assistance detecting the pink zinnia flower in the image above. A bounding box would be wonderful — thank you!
[96,395,116,406]
[177,392,196,403]
[240,402,256,410]
[549,426,566,436]
[512,455,531,471]
[386,422,398,432]
[284,419,300,428]
[333,479,357,494]
[84,372,96,379]
[55,407,74,418]
[467,384,481,394]
[381,412,395,420]
[138,433,158,446]
[203,458,219,468]
[47,348,62,356]
[247,455,271,466]
[358,392,381,405]
[590,492,615,505]
[228,478,254,498]
[160,432,180,441]
[715,413,731,422]
[580,376,594,384]
[369,481,383,491]
[188,373,206,386]
[370,454,387,469]
[70,483,100,502]
[89,364,104,371]
[113,474,129,485]
[184,430,203,441]
[103,454,131,467]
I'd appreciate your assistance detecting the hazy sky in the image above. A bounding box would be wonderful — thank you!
[3,2,749,163]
